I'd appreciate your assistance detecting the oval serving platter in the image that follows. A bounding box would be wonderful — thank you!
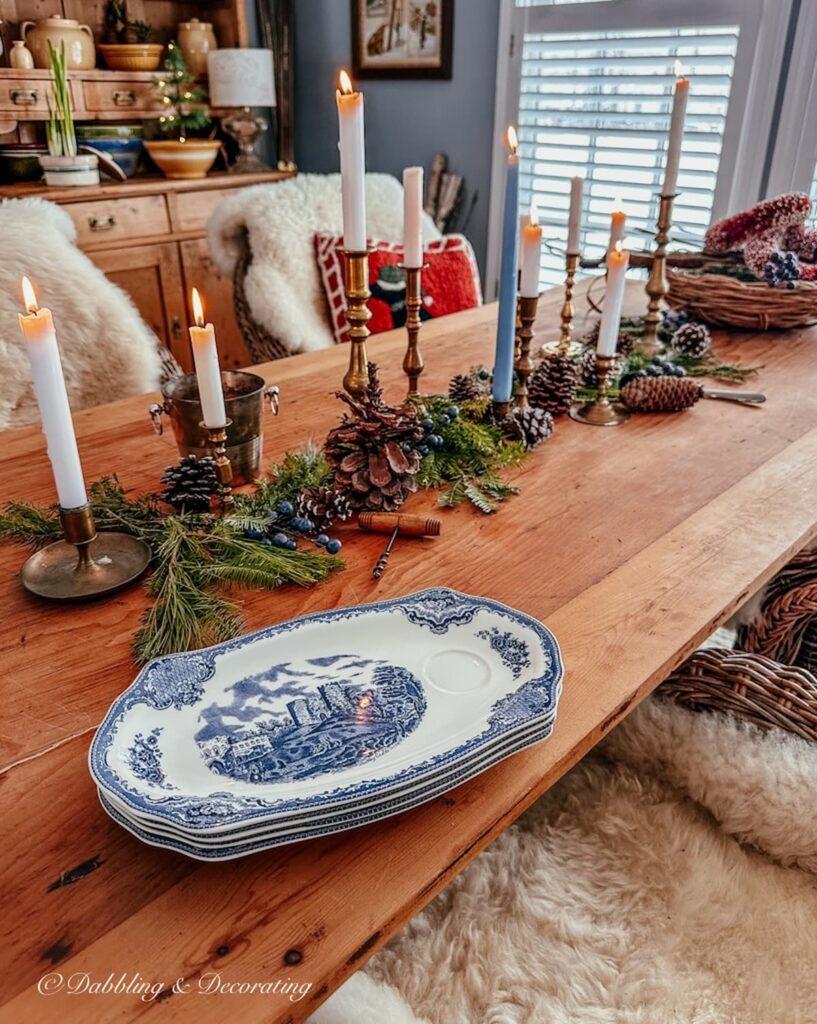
[90,588,564,834]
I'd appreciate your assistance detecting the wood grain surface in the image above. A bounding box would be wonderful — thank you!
[2,281,817,1023]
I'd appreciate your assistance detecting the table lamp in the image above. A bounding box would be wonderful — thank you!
[208,48,276,173]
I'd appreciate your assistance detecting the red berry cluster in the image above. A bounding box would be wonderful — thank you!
[705,193,817,285]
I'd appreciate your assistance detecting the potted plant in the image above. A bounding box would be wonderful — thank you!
[145,42,221,180]
[99,2,163,71]
[38,42,100,187]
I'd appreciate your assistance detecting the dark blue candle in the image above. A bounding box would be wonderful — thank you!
[493,127,520,404]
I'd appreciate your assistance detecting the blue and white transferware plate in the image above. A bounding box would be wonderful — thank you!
[97,716,558,860]
[90,588,564,835]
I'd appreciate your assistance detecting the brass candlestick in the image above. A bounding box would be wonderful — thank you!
[558,253,579,355]
[401,263,426,396]
[569,353,630,426]
[514,294,539,409]
[641,193,676,357]
[341,248,372,398]
[20,504,151,602]
[204,421,234,510]
[492,399,510,421]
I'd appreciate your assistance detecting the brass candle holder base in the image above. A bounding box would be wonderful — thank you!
[203,421,234,510]
[492,399,511,421]
[20,504,151,602]
[641,193,677,358]
[569,353,630,426]
[559,253,579,355]
[515,294,539,408]
[401,263,427,397]
[341,248,373,398]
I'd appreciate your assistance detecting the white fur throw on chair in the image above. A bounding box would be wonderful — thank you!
[208,173,443,356]
[0,198,162,430]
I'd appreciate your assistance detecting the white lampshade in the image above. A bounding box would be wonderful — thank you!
[208,49,276,108]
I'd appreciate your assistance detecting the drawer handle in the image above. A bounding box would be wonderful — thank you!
[11,89,39,106]
[112,90,136,107]
[89,215,117,233]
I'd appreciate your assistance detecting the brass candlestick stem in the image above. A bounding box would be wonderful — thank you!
[204,421,234,510]
[515,294,539,409]
[569,353,630,426]
[20,503,151,602]
[341,248,372,398]
[401,263,426,396]
[558,253,579,355]
[641,193,676,358]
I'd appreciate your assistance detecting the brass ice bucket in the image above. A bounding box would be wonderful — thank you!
[149,371,279,485]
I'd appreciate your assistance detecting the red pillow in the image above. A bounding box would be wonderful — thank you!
[315,233,483,345]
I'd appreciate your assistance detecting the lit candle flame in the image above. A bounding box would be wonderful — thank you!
[530,198,539,227]
[21,276,38,314]
[614,240,623,254]
[191,287,205,328]
[507,125,518,154]
[339,69,354,95]
[673,59,684,78]
[612,194,624,213]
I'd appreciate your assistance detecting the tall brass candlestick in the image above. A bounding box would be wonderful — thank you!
[558,253,579,354]
[205,422,234,510]
[641,193,676,358]
[515,294,539,409]
[569,353,629,426]
[401,263,426,396]
[341,248,372,397]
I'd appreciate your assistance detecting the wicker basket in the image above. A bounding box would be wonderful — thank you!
[667,267,817,330]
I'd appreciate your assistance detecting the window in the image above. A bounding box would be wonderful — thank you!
[487,0,794,296]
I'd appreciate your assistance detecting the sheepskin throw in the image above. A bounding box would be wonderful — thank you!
[207,173,443,356]
[311,697,817,1024]
[0,198,162,429]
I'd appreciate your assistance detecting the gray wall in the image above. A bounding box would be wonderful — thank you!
[291,0,501,279]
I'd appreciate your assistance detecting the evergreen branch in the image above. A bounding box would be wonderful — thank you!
[0,500,61,546]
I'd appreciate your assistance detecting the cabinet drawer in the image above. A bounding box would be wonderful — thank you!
[171,187,241,232]
[66,195,170,248]
[82,79,158,114]
[0,78,76,114]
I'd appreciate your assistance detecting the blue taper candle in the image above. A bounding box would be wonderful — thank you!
[493,126,520,404]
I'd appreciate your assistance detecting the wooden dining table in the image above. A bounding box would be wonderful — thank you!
[2,279,817,1023]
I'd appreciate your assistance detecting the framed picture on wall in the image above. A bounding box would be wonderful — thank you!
[351,0,454,79]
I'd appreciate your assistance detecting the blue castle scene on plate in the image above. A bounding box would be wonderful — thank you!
[192,655,427,783]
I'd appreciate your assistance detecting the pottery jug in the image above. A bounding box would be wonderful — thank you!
[177,18,217,76]
[21,16,96,71]
[9,40,34,70]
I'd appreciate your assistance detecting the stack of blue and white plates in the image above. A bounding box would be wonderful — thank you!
[90,588,564,860]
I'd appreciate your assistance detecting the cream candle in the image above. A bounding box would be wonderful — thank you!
[18,278,88,509]
[663,63,690,196]
[519,202,542,298]
[609,200,626,252]
[567,176,584,254]
[403,166,424,269]
[336,70,367,252]
[189,288,227,429]
[597,242,630,357]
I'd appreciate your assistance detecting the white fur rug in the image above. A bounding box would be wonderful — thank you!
[311,698,817,1024]
[0,198,161,429]
[207,173,442,355]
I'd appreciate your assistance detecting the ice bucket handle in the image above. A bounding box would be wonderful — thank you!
[264,385,280,416]
[148,401,170,436]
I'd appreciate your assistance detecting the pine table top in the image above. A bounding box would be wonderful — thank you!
[2,281,817,1023]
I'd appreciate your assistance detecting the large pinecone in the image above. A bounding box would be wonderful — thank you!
[324,363,425,512]
[502,405,554,448]
[620,376,703,412]
[528,354,578,414]
[671,321,712,358]
[296,485,353,530]
[160,454,218,512]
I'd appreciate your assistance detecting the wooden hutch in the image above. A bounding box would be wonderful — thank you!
[0,1,294,370]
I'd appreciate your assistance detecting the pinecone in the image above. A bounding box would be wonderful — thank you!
[620,376,703,412]
[160,454,219,512]
[296,485,353,530]
[671,321,712,358]
[578,348,622,387]
[449,373,482,403]
[502,405,554,448]
[324,363,425,512]
[582,319,639,356]
[527,354,578,415]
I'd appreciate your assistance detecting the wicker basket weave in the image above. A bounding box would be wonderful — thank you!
[667,267,817,331]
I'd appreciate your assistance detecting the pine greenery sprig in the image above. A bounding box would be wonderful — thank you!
[233,443,332,520]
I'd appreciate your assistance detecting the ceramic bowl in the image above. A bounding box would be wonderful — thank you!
[0,144,47,183]
[76,123,143,141]
[145,139,221,180]
[78,137,144,178]
[38,153,100,187]
[98,43,164,72]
